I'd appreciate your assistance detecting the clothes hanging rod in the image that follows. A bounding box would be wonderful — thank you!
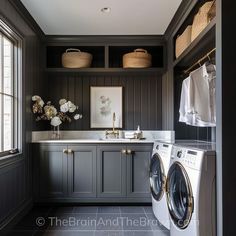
[184,47,216,74]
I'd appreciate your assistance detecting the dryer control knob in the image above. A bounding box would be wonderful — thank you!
[177,150,182,158]
[156,145,159,150]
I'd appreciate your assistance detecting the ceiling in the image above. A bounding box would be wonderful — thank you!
[20,0,182,35]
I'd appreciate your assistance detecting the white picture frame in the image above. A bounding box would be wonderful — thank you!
[90,86,123,128]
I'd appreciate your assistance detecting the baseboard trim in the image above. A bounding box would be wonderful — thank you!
[0,198,33,235]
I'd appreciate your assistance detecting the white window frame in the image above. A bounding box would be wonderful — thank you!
[0,19,22,159]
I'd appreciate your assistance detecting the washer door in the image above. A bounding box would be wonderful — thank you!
[166,162,194,229]
[149,153,166,201]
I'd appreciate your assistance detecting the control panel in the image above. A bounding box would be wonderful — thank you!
[153,142,172,157]
[171,146,203,170]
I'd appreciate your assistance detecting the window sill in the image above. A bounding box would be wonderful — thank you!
[0,152,24,169]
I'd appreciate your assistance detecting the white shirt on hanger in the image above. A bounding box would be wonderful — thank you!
[179,63,216,127]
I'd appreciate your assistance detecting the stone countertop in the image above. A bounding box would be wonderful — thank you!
[32,138,154,144]
[31,130,175,144]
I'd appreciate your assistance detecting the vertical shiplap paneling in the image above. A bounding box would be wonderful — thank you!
[0,161,26,222]
[141,77,149,129]
[75,76,83,130]
[156,76,163,129]
[44,73,162,130]
[133,77,141,129]
[82,76,90,129]
[125,76,134,130]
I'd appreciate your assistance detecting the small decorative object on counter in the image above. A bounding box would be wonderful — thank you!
[123,49,152,68]
[62,48,93,68]
[32,96,82,139]
[134,125,143,139]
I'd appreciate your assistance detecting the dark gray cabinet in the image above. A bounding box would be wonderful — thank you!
[34,144,96,200]
[97,144,152,199]
[38,145,68,198]
[97,145,127,197]
[34,143,152,202]
[68,145,96,198]
[126,145,152,198]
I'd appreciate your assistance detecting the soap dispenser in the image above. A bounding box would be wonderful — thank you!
[135,125,143,139]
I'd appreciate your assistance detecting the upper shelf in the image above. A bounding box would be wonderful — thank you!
[45,67,165,75]
[45,45,165,73]
[173,17,216,68]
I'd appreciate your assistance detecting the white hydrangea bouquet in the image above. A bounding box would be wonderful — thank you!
[32,95,82,138]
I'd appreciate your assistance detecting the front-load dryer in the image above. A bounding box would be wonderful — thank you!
[149,140,173,229]
[166,144,216,236]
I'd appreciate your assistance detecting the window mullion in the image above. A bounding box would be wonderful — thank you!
[11,42,14,150]
[1,33,3,152]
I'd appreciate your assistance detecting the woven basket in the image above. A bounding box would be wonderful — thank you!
[62,48,93,68]
[123,49,152,68]
[175,25,192,58]
[191,1,214,41]
[208,0,216,22]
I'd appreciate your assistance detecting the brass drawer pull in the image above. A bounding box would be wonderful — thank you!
[63,149,68,154]
[67,149,74,154]
[121,149,127,154]
[126,149,133,155]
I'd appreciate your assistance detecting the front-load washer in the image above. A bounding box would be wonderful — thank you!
[166,144,216,236]
[149,140,173,229]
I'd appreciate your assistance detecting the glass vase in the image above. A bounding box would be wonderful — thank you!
[51,125,61,139]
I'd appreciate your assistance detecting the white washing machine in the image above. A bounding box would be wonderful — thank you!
[149,140,173,229]
[166,143,216,236]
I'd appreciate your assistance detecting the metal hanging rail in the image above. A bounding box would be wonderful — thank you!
[184,47,216,74]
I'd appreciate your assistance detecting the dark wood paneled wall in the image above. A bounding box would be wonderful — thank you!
[39,73,162,131]
[0,0,43,231]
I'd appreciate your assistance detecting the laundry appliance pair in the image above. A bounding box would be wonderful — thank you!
[149,140,216,236]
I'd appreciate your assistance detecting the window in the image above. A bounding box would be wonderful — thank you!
[0,20,21,157]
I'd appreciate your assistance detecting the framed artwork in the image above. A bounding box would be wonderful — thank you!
[90,86,123,128]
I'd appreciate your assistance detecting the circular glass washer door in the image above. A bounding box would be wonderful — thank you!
[166,162,194,229]
[149,153,166,201]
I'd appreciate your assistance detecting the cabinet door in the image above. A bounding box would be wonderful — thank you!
[68,145,96,198]
[97,145,126,197]
[126,144,152,198]
[39,145,68,198]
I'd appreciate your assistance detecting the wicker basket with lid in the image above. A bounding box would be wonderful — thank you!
[123,49,152,68]
[62,48,93,68]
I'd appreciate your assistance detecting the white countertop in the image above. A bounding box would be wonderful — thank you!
[32,138,154,144]
[32,130,175,144]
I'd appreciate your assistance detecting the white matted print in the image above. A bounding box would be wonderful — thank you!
[90,87,123,128]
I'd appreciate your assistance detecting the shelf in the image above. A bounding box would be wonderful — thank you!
[109,46,164,68]
[45,67,165,74]
[173,17,216,68]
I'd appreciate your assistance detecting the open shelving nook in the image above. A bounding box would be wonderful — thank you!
[45,43,165,75]
[172,0,216,141]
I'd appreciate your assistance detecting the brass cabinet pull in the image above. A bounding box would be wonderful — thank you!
[126,149,132,155]
[121,149,127,154]
[67,149,74,154]
[63,149,68,154]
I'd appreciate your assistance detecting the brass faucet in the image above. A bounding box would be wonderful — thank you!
[105,112,119,139]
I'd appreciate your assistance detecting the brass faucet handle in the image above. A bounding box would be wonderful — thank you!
[105,130,109,138]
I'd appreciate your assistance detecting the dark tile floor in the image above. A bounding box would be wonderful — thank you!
[7,206,170,236]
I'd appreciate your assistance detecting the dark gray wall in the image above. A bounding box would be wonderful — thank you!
[35,73,163,131]
[216,0,236,235]
[0,0,43,231]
